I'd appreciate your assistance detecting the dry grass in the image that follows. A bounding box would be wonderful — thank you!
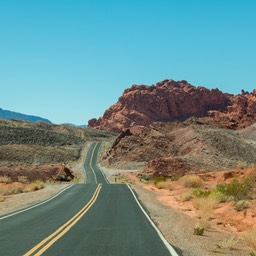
[0,194,5,202]
[193,196,220,211]
[0,180,45,197]
[155,180,174,190]
[180,190,193,202]
[17,176,29,183]
[23,181,44,192]
[0,183,24,195]
[245,229,256,250]
[0,176,12,184]
[216,236,239,250]
[180,175,203,188]
[193,196,220,228]
[197,218,211,229]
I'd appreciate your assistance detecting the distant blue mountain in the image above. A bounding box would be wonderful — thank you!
[0,108,51,123]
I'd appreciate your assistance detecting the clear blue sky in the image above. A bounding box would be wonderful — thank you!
[0,0,255,125]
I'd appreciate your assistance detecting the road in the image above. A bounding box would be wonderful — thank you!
[0,142,179,256]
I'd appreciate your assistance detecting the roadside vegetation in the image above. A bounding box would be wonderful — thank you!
[0,175,45,202]
[152,169,256,252]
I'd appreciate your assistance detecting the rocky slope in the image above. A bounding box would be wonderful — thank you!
[0,119,113,165]
[89,79,256,132]
[0,119,114,181]
[0,107,51,123]
[101,121,256,178]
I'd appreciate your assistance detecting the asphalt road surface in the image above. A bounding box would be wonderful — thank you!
[0,142,179,256]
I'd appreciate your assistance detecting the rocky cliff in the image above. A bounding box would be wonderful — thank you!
[89,79,256,132]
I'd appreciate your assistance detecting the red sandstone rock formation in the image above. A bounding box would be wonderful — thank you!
[89,79,256,132]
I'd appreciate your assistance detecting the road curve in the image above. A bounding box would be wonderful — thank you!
[0,141,179,256]
[84,142,109,184]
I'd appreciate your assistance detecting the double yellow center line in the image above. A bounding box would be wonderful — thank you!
[23,184,102,256]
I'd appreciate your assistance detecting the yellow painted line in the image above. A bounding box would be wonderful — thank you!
[90,142,98,184]
[23,184,102,256]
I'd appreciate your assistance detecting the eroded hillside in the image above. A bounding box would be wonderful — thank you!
[101,121,256,178]
[0,119,114,182]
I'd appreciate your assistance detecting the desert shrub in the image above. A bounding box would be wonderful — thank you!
[215,179,251,201]
[209,189,226,203]
[15,186,24,194]
[245,229,256,250]
[33,180,44,190]
[225,179,250,200]
[17,176,29,183]
[193,195,220,228]
[180,175,203,188]
[23,180,44,193]
[0,180,44,196]
[0,183,23,195]
[0,176,12,184]
[180,190,193,202]
[155,181,166,189]
[234,200,250,211]
[170,173,181,181]
[155,180,174,190]
[198,218,211,229]
[193,196,219,211]
[192,188,210,198]
[194,225,204,236]
[215,183,226,194]
[66,176,73,181]
[154,176,166,184]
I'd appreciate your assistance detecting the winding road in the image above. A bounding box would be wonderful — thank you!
[0,142,179,256]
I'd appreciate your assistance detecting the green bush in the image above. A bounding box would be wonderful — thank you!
[192,188,210,198]
[170,173,181,181]
[215,179,251,201]
[154,176,166,185]
[209,190,226,203]
[194,226,204,236]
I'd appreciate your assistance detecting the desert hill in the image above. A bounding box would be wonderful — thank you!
[89,79,256,132]
[0,107,51,123]
[101,121,256,178]
[0,119,113,182]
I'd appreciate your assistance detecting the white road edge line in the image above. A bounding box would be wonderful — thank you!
[0,184,75,221]
[127,184,179,256]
